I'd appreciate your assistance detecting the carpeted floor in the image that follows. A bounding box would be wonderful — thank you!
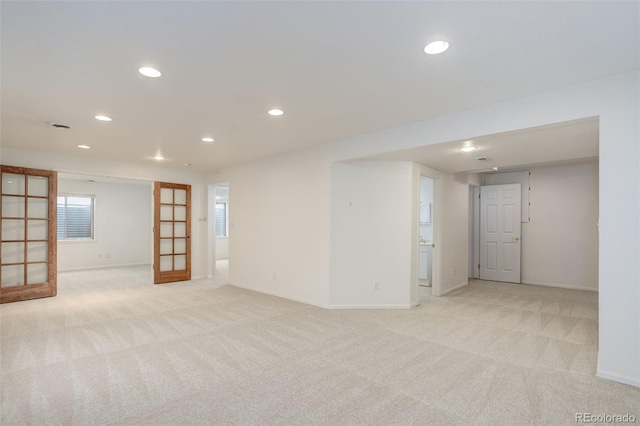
[1,262,638,425]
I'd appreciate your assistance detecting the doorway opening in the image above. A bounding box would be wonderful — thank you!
[57,174,153,274]
[418,176,434,296]
[209,183,229,278]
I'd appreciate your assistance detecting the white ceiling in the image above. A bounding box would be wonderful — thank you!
[360,117,599,173]
[1,2,638,172]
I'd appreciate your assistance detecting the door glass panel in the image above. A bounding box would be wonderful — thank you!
[174,205,186,221]
[154,182,191,284]
[174,189,187,205]
[160,205,173,220]
[2,174,25,195]
[0,167,56,301]
[160,239,172,255]
[27,263,47,285]
[2,219,25,240]
[1,265,24,287]
[159,255,172,272]
[174,255,186,270]
[27,198,48,218]
[174,238,186,254]
[1,242,24,263]
[160,188,173,204]
[27,176,48,197]
[160,222,173,238]
[27,220,47,240]
[174,222,186,237]
[2,196,25,217]
[27,242,47,262]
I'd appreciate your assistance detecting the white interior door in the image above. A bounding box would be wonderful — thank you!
[480,184,521,283]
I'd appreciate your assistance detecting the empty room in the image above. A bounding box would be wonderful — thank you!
[1,1,639,425]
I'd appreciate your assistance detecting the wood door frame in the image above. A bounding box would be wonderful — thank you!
[0,165,57,303]
[153,182,191,284]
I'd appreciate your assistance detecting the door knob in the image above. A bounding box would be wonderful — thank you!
[514,236,520,241]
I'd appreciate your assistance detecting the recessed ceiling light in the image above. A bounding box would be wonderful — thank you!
[424,40,449,55]
[458,146,478,152]
[153,155,165,160]
[94,115,112,122]
[77,144,91,149]
[492,167,499,171]
[202,137,214,143]
[139,67,162,78]
[268,109,284,116]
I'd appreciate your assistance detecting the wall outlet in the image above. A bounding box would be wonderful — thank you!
[373,281,380,290]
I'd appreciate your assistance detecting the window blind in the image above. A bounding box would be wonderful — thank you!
[57,195,94,239]
[215,202,227,237]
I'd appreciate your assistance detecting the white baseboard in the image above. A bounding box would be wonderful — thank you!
[597,369,640,388]
[439,281,468,296]
[521,280,598,292]
[229,283,416,310]
[59,263,150,273]
[229,283,329,309]
[327,304,413,310]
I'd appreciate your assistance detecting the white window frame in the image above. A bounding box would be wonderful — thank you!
[215,201,228,238]
[57,194,96,242]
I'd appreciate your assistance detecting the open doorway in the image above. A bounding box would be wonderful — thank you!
[418,176,434,296]
[56,173,154,292]
[210,183,229,277]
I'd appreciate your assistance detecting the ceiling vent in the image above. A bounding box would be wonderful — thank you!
[51,123,71,129]
[476,156,491,161]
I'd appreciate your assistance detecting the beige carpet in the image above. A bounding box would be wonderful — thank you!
[1,263,638,425]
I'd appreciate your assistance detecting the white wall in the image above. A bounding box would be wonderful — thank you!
[0,147,209,278]
[329,161,414,308]
[57,178,152,271]
[483,161,599,291]
[216,237,229,260]
[211,71,639,386]
[210,148,334,306]
[438,173,474,295]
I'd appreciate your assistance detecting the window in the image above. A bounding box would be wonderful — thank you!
[215,202,227,237]
[57,195,94,240]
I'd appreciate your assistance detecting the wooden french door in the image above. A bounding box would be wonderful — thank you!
[0,166,57,303]
[154,182,191,284]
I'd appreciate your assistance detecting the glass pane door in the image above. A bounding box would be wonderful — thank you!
[0,166,57,303]
[153,182,191,284]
